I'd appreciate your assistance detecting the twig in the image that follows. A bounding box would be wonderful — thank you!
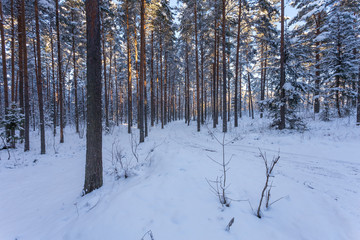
[0,135,11,160]
[225,217,235,231]
[141,230,154,240]
[269,195,289,207]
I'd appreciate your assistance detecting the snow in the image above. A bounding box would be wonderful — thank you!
[1,117,360,240]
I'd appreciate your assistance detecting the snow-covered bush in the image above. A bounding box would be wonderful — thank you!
[0,103,24,148]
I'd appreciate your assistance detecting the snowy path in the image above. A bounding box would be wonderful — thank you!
[0,120,359,240]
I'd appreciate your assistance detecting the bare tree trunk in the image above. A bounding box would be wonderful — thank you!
[35,0,46,154]
[144,55,148,137]
[227,55,230,122]
[234,0,241,127]
[222,0,227,133]
[357,64,360,125]
[17,4,24,138]
[164,53,167,126]
[18,0,30,151]
[279,0,286,130]
[72,11,79,133]
[50,24,56,137]
[178,82,181,120]
[201,42,204,125]
[114,55,119,126]
[0,1,8,112]
[314,13,321,114]
[160,36,164,129]
[10,0,15,103]
[126,0,132,134]
[185,42,190,126]
[247,72,254,119]
[216,27,220,126]
[102,20,109,129]
[213,2,217,128]
[194,1,200,132]
[336,40,342,118]
[150,31,155,127]
[156,52,159,125]
[84,0,103,195]
[56,0,64,142]
[260,43,265,118]
[139,0,145,142]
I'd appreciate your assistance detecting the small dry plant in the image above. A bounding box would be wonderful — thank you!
[141,230,154,240]
[206,128,235,207]
[256,149,280,218]
[111,140,131,179]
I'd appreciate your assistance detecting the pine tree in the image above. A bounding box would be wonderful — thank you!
[84,0,103,195]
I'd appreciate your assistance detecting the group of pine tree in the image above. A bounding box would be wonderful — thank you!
[0,0,359,192]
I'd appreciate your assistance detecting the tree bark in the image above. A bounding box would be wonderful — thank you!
[160,36,164,129]
[222,0,227,133]
[314,13,321,114]
[18,0,30,151]
[139,0,145,142]
[357,63,360,125]
[279,0,286,130]
[150,31,155,127]
[10,0,15,103]
[102,18,109,130]
[84,0,103,195]
[72,11,79,134]
[50,23,56,137]
[234,0,242,127]
[213,1,217,128]
[35,0,46,154]
[0,1,8,111]
[194,1,200,132]
[56,0,64,142]
[126,0,132,133]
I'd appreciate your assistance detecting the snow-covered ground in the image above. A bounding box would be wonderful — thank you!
[1,117,359,240]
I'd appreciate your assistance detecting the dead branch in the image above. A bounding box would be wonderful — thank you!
[225,217,235,231]
[257,149,280,218]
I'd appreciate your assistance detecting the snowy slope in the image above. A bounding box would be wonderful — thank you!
[0,118,359,240]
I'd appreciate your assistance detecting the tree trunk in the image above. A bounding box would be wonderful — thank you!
[72,11,79,133]
[126,0,132,133]
[164,53,167,126]
[248,72,254,119]
[0,1,8,111]
[222,0,227,133]
[156,52,159,125]
[18,0,30,151]
[194,1,200,132]
[260,43,265,118]
[185,42,190,126]
[84,0,103,195]
[150,31,155,127]
[314,13,321,114]
[160,36,164,129]
[35,0,46,154]
[50,23,56,137]
[139,0,145,142]
[213,2,217,128]
[10,0,15,103]
[56,0,64,142]
[17,4,24,138]
[200,42,204,125]
[357,64,360,125]
[234,0,242,127]
[279,0,286,130]
[102,20,109,130]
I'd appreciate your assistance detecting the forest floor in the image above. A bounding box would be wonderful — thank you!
[0,116,359,240]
